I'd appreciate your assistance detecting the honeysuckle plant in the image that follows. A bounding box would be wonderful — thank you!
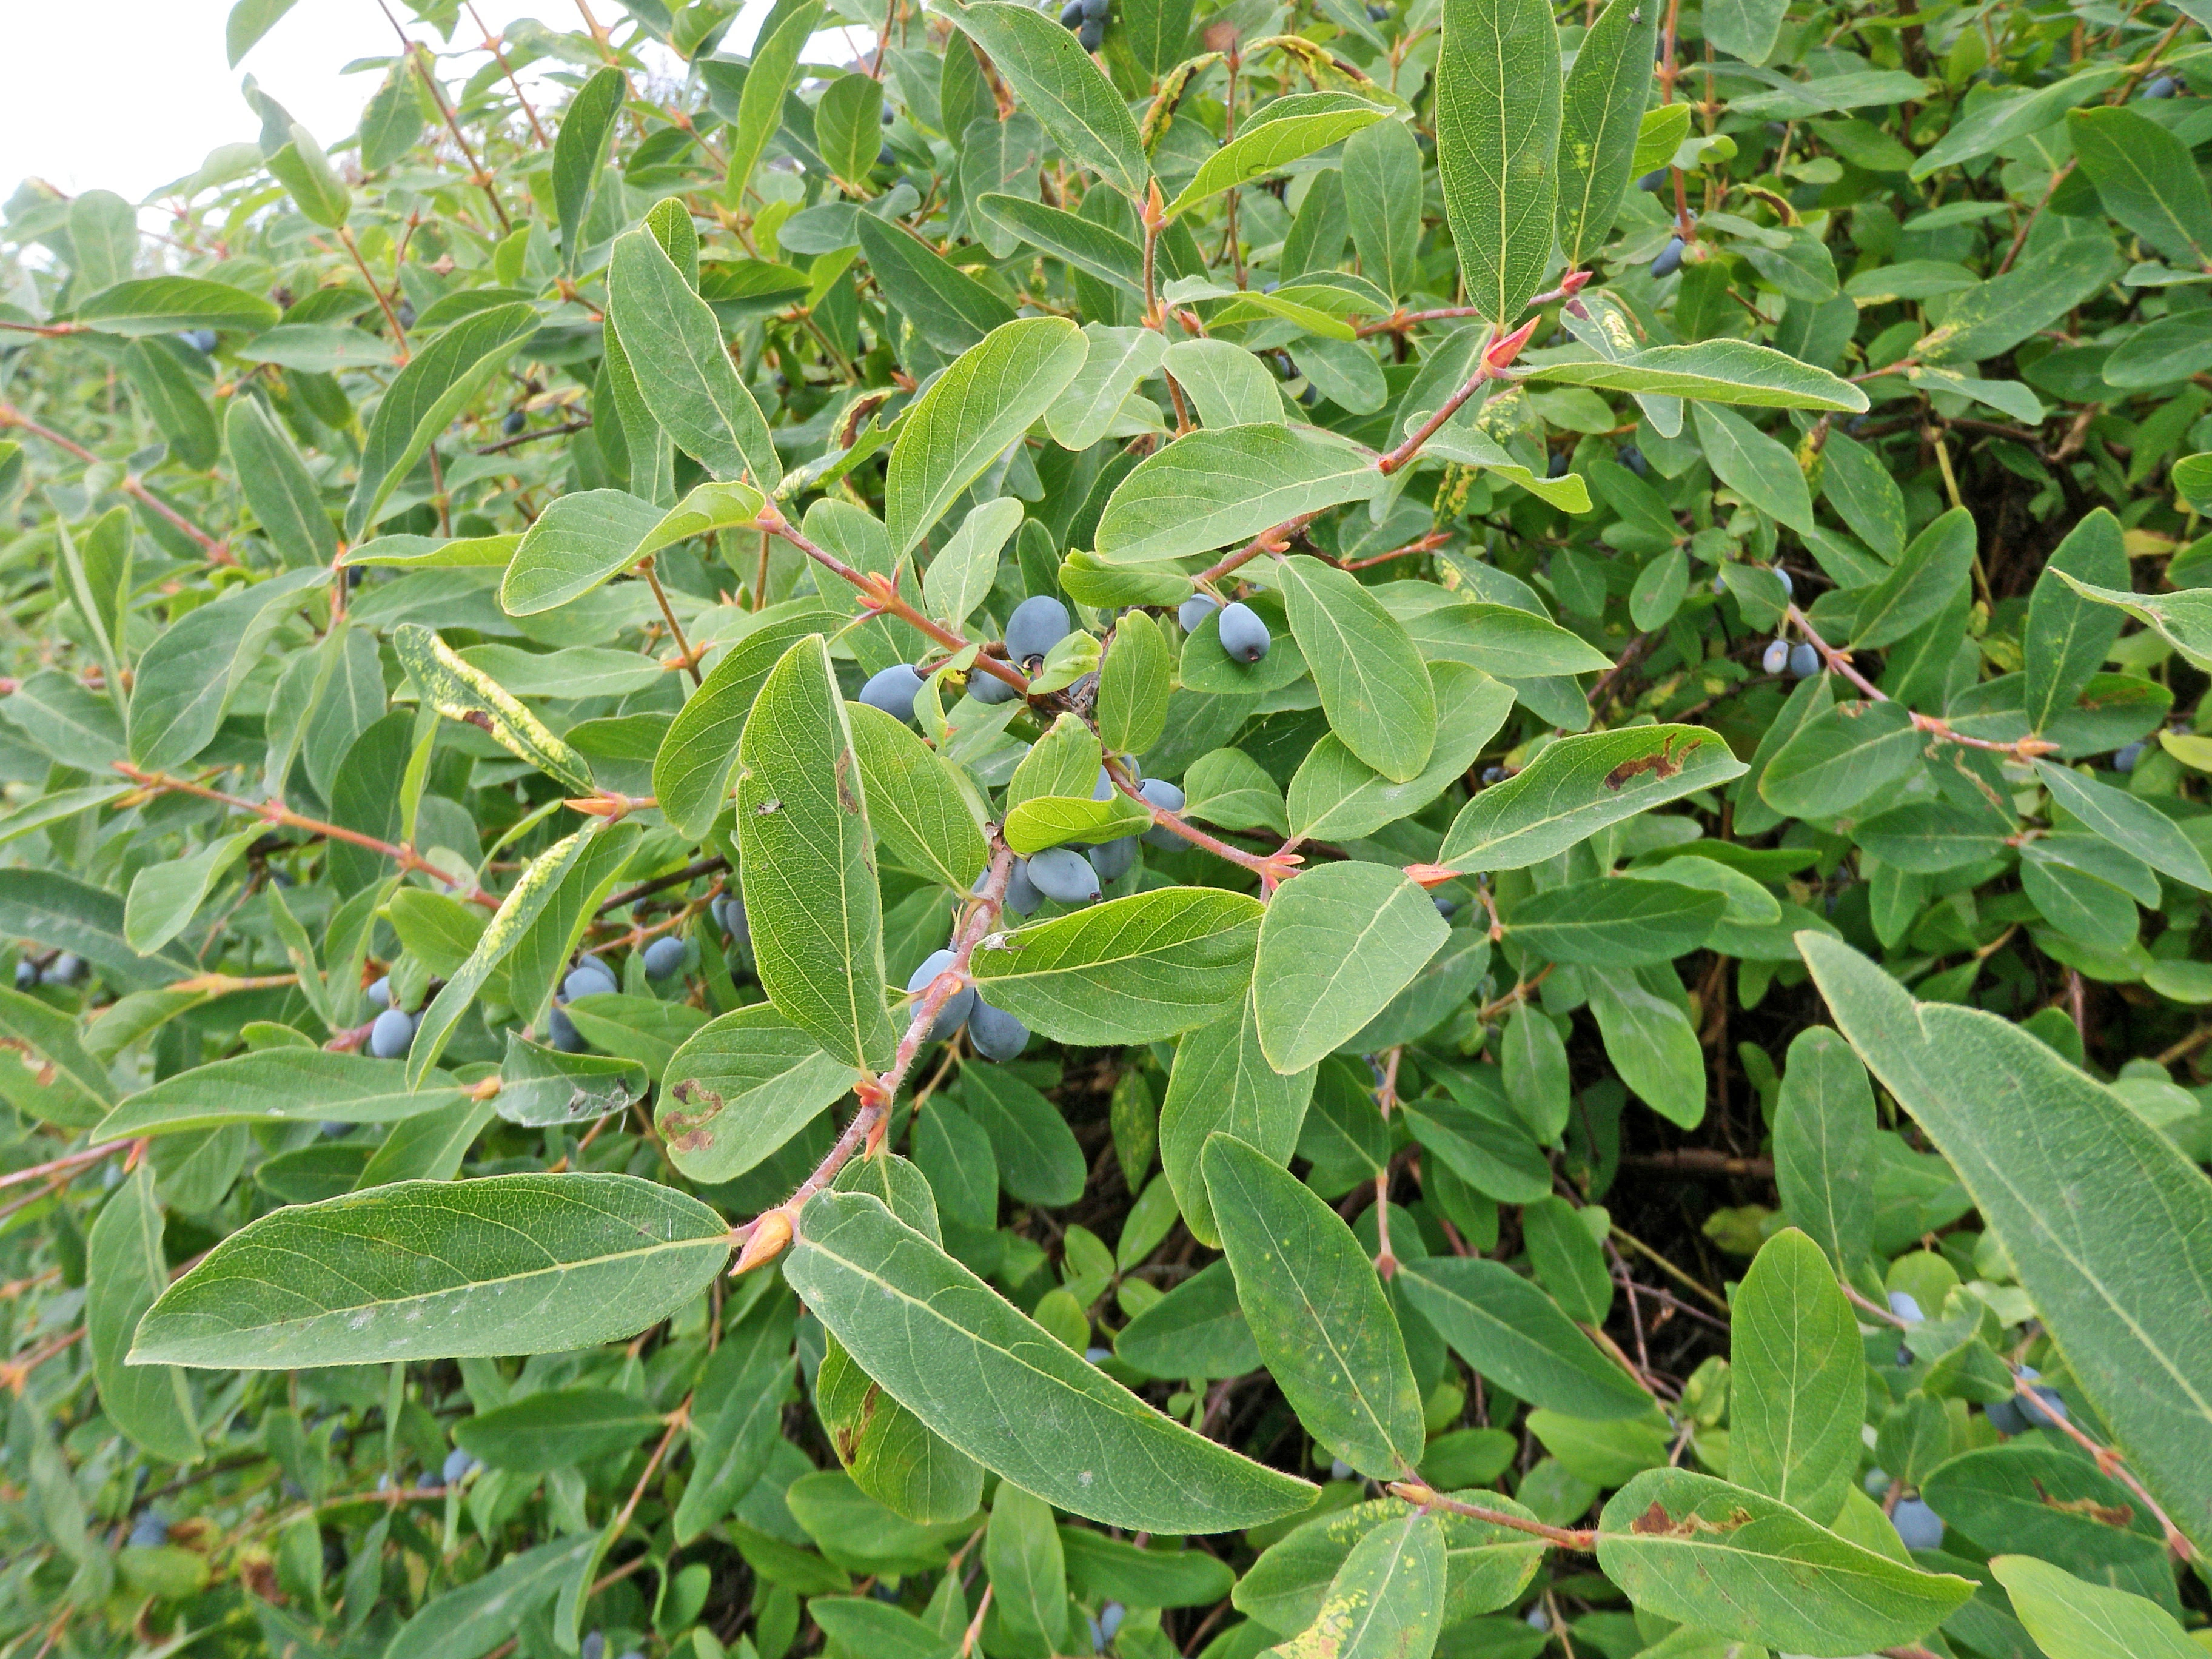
[4,0,2212,1655]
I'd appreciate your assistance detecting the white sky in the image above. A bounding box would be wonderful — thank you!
[1,0,866,204]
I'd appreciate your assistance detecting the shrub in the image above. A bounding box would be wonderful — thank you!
[2,0,2211,1655]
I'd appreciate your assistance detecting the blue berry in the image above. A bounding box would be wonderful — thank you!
[12,960,33,990]
[581,1634,606,1659]
[41,953,82,985]
[368,1008,415,1059]
[2142,75,2179,98]
[1761,638,1791,675]
[1005,595,1071,667]
[1082,0,1110,17]
[1179,594,1222,633]
[2020,1386,2069,1429]
[906,948,974,1040]
[565,960,617,1001]
[1059,0,1084,22]
[364,974,393,1011]
[1618,444,1647,475]
[129,1512,169,1549]
[1434,894,1457,917]
[503,409,526,435]
[1986,1396,2028,1435]
[1891,1498,1943,1550]
[1367,1,1390,15]
[714,896,749,950]
[1217,602,1271,663]
[1774,566,1794,598]
[1888,1290,1924,1324]
[549,1007,587,1053]
[1481,766,1507,785]
[1139,778,1185,813]
[442,1447,478,1482]
[1651,236,1686,278]
[642,937,686,980]
[859,663,926,723]
[1078,17,1104,48]
[1789,642,1820,679]
[1636,169,1668,192]
[1547,450,1571,478]
[2114,742,2145,772]
[969,663,1020,703]
[1028,846,1102,905]
[1005,859,1044,916]
[1089,836,1138,883]
[968,999,1030,1060]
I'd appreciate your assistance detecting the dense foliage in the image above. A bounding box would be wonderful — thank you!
[5,0,2212,1654]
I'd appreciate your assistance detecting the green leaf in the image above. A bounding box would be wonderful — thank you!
[1412,417,1593,511]
[1586,965,1706,1127]
[971,887,1262,1045]
[857,216,1017,352]
[387,1535,598,1659]
[939,0,1151,198]
[1237,1492,1543,1638]
[1259,1507,1447,1659]
[95,1049,463,1139]
[2035,759,2212,891]
[806,1599,955,1659]
[1401,1089,1550,1202]
[1556,0,1659,269]
[1252,862,1448,1074]
[1529,339,1868,412]
[1389,594,1614,677]
[651,600,843,840]
[1094,424,1384,565]
[983,196,1145,296]
[1342,118,1424,301]
[737,636,896,1070]
[1287,663,1514,842]
[1692,403,1814,532]
[0,982,116,1128]
[847,702,989,888]
[1046,325,1166,450]
[498,824,645,1032]
[608,229,782,490]
[87,1164,201,1462]
[960,1065,1088,1207]
[1164,94,1393,220]
[2067,106,2212,267]
[1003,794,1152,855]
[1275,554,1435,781]
[394,623,596,793]
[224,398,335,569]
[0,870,193,991]
[1800,933,2212,1553]
[885,317,1088,557]
[1503,878,1726,967]
[722,0,825,207]
[987,1484,1068,1649]
[552,67,626,269]
[923,498,1024,631]
[817,72,886,187]
[1922,1444,2172,1606]
[1397,1256,1655,1419]
[1728,1228,1862,1526]
[657,1004,854,1182]
[2051,571,2212,671]
[1917,237,2119,366]
[455,1387,663,1473]
[1098,610,1172,754]
[345,302,539,537]
[133,1173,731,1367]
[1771,1027,1874,1276]
[495,1034,648,1128]
[406,825,603,1085]
[1990,1555,2200,1659]
[1436,0,1562,323]
[1850,506,1977,649]
[128,568,323,773]
[677,1292,799,1540]
[75,275,280,337]
[123,828,261,955]
[503,480,765,615]
[1758,700,1922,819]
[783,1187,1317,1530]
[1160,994,1318,1248]
[1440,726,1747,872]
[1595,1468,1974,1657]
[226,0,298,65]
[1204,1133,1423,1478]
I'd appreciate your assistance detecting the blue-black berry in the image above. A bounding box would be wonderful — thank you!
[859,663,927,723]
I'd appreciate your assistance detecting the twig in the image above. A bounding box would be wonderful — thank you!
[752,505,1028,695]
[1105,760,1298,885]
[1786,606,2056,760]
[476,417,592,455]
[640,558,703,686]
[115,764,497,906]
[598,855,729,916]
[0,404,230,561]
[1389,1481,1597,1551]
[734,844,1017,1273]
[0,1139,133,1195]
